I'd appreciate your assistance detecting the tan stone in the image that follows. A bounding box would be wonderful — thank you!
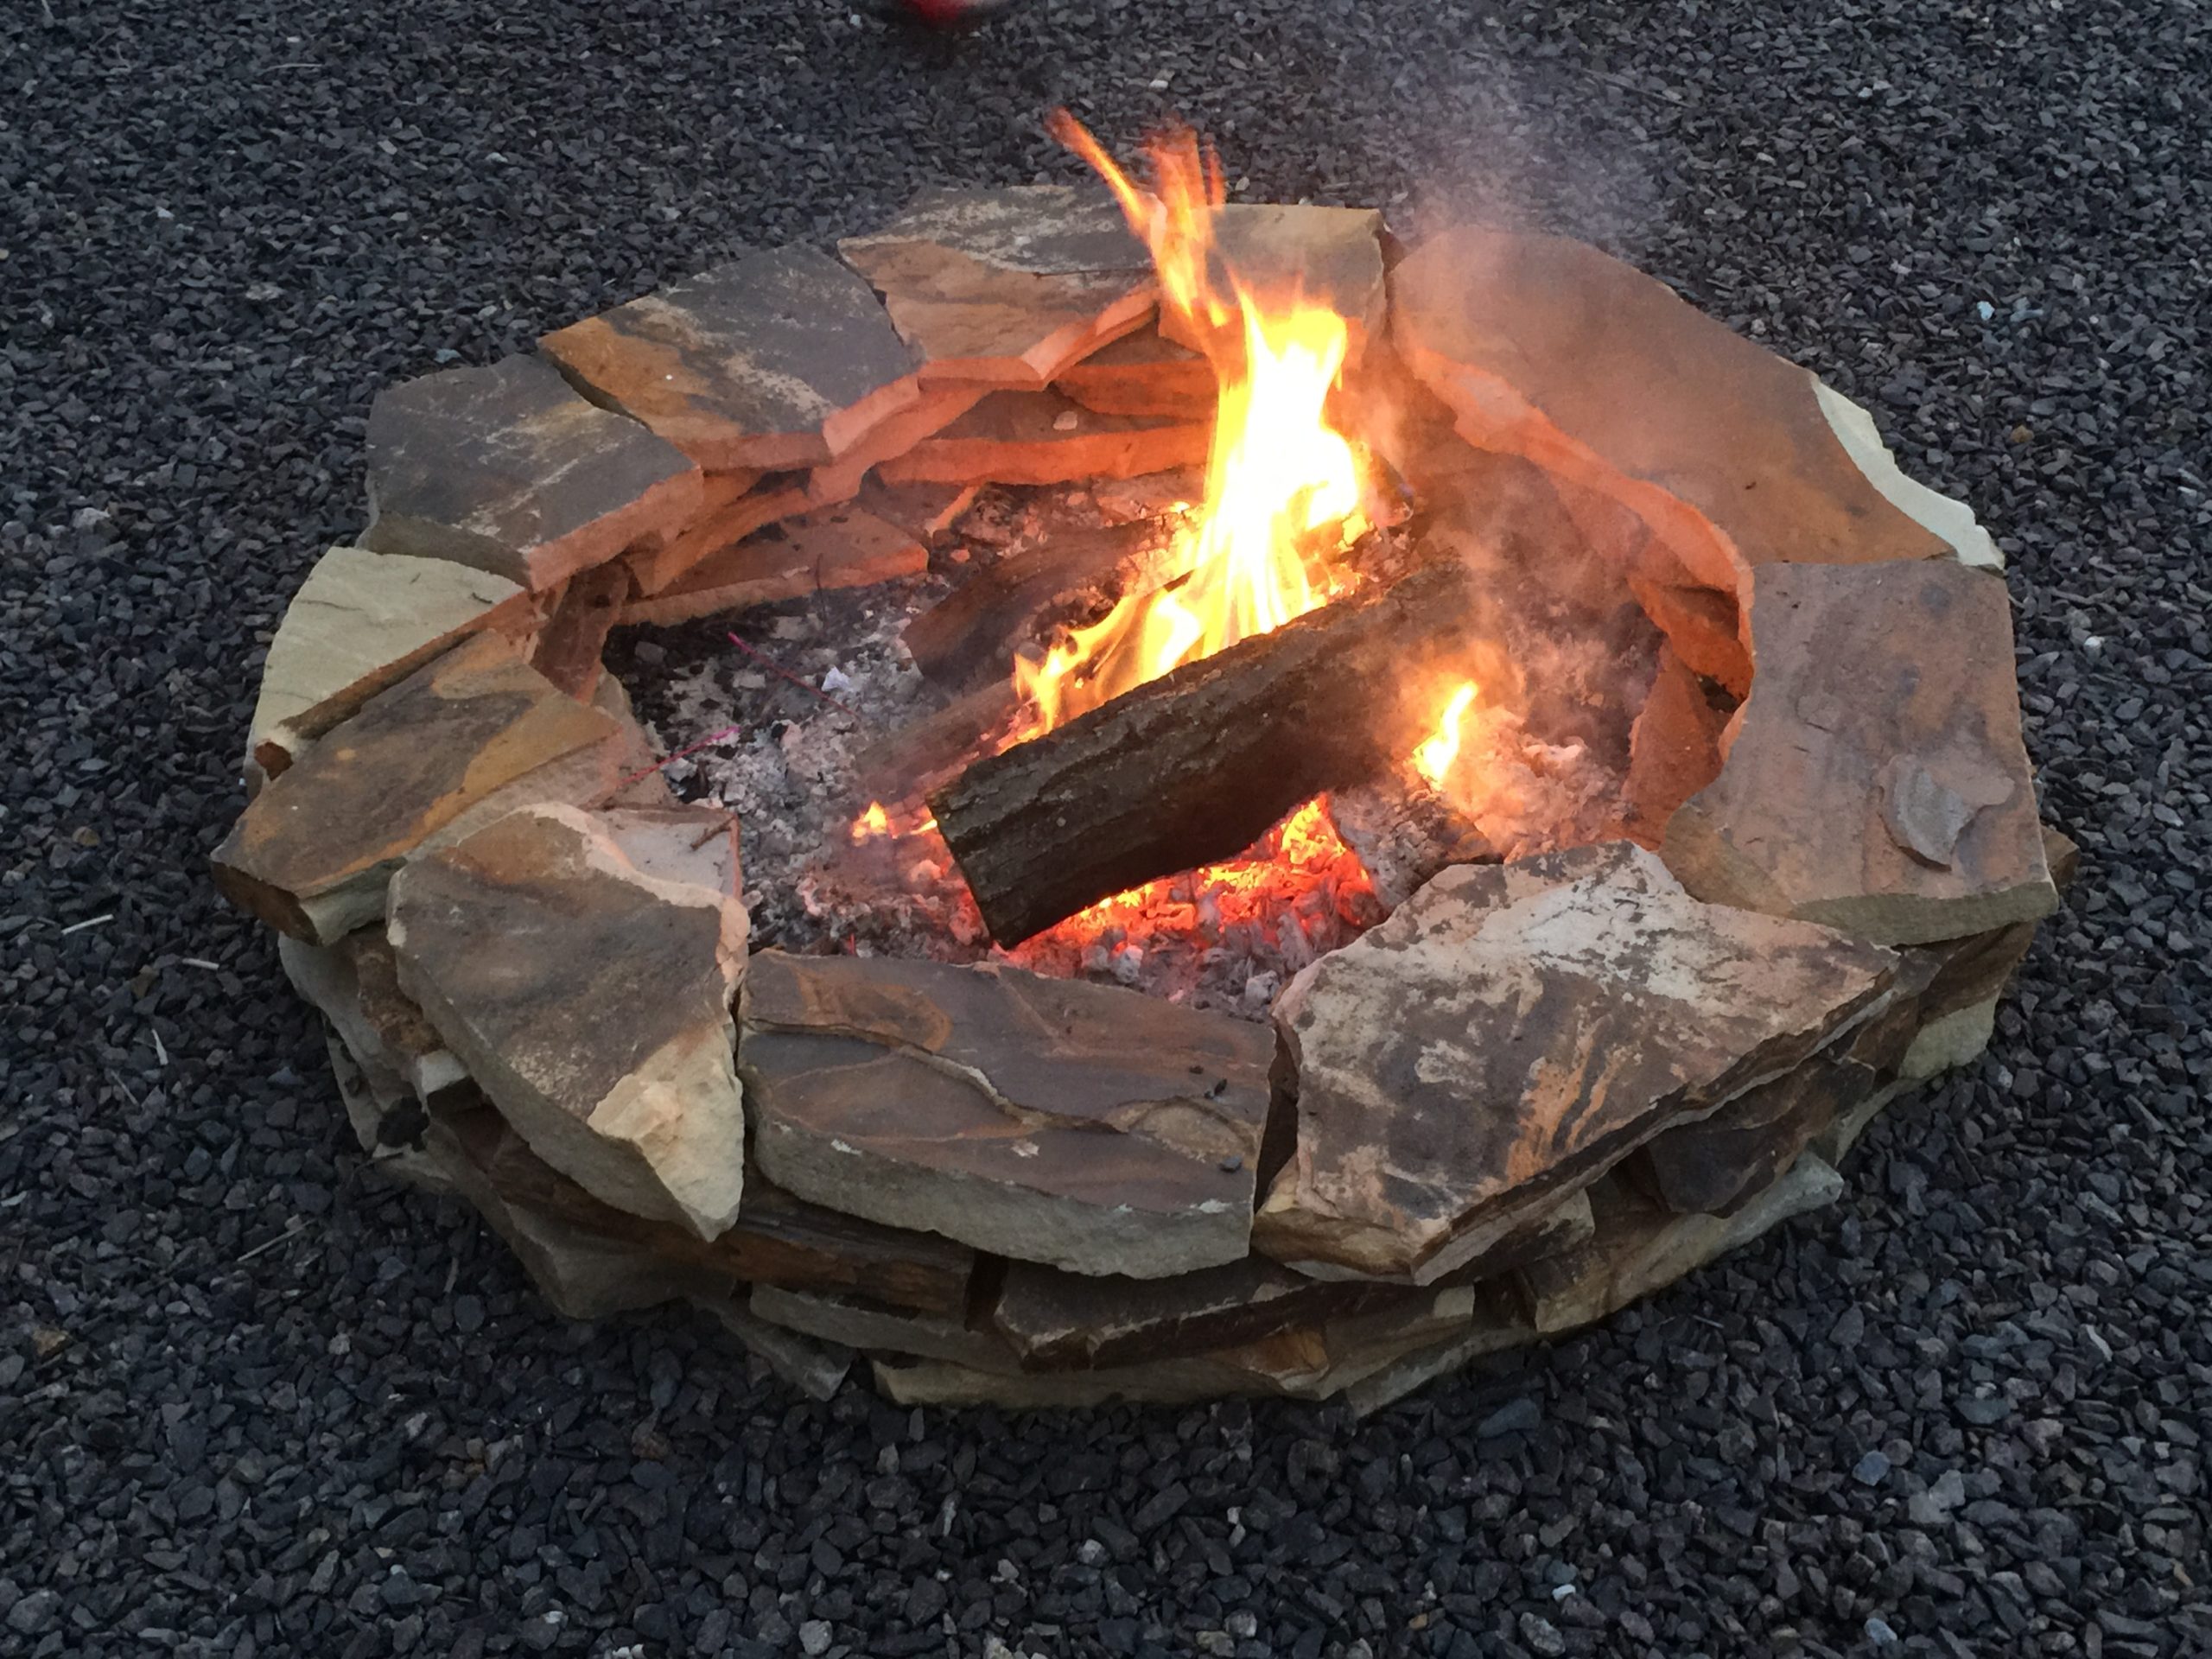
[389,804,749,1240]
[248,545,537,779]
[690,1294,853,1402]
[540,246,922,471]
[281,931,467,1109]
[1053,327,1215,419]
[620,504,928,628]
[1255,842,1896,1282]
[211,632,631,944]
[625,473,815,596]
[741,951,1276,1279]
[1390,228,1957,601]
[803,386,988,506]
[839,186,1157,389]
[749,1285,1020,1373]
[362,354,702,591]
[876,389,1210,487]
[1623,645,1732,850]
[1663,561,2056,945]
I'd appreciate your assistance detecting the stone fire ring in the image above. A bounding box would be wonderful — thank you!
[212,187,2069,1411]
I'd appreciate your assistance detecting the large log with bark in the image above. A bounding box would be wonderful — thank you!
[928,561,1480,944]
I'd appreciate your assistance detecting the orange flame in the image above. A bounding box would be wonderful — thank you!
[1414,682,1479,786]
[850,801,892,843]
[1015,116,1363,735]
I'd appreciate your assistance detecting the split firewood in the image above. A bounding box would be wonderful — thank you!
[1326,766,1497,908]
[928,560,1480,944]
[900,517,1185,692]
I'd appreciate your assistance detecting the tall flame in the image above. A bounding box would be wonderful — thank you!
[1015,115,1364,734]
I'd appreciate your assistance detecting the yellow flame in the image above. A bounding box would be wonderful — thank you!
[850,801,891,843]
[1414,682,1479,785]
[1014,117,1363,736]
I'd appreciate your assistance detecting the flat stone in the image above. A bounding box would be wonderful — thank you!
[540,245,922,471]
[992,1255,1398,1370]
[1623,645,1732,849]
[433,1101,976,1313]
[741,951,1276,1279]
[1515,1154,1847,1335]
[1340,1296,1539,1417]
[594,803,741,895]
[1663,562,2057,944]
[876,388,1210,486]
[280,930,467,1109]
[839,186,1158,389]
[322,1039,448,1192]
[1255,842,1897,1281]
[363,353,702,591]
[528,561,631,701]
[620,504,928,627]
[1053,327,1215,419]
[211,632,631,944]
[750,1285,1020,1373]
[1163,202,1387,361]
[248,545,537,779]
[1631,971,1928,1215]
[1391,228,1975,599]
[389,804,749,1239]
[690,1294,853,1402]
[804,385,988,506]
[626,474,816,596]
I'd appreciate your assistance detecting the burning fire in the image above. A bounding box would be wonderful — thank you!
[850,801,892,843]
[1014,116,1366,734]
[1414,681,1480,787]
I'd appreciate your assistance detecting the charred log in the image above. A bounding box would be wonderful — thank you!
[1327,765,1497,907]
[928,561,1480,944]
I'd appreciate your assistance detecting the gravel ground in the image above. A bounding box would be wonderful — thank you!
[4,2,2208,1655]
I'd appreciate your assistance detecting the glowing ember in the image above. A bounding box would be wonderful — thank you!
[1014,115,1365,735]
[1016,796,1376,962]
[1414,681,1480,786]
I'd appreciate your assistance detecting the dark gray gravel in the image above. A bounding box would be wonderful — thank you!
[4,2,2208,1656]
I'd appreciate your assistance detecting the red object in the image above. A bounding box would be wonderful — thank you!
[895,0,1014,27]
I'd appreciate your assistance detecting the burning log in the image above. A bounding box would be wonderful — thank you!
[1326,766,1497,908]
[929,561,1478,944]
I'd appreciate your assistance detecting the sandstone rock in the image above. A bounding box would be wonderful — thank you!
[625,473,814,595]
[690,1295,853,1402]
[876,388,1210,487]
[529,561,632,701]
[1390,228,1961,600]
[363,354,702,590]
[281,930,467,1110]
[1339,1300,1538,1417]
[434,1102,976,1313]
[1515,1154,1847,1335]
[1631,971,1928,1215]
[750,1285,1020,1373]
[991,1255,1393,1370]
[1255,842,1896,1282]
[741,951,1276,1278]
[1623,645,1732,849]
[212,633,632,944]
[248,545,537,779]
[540,245,922,471]
[594,803,741,895]
[620,504,928,628]
[839,186,1157,389]
[322,1037,443,1190]
[1053,327,1215,419]
[1162,202,1388,361]
[389,804,748,1240]
[804,386,988,505]
[1663,561,2056,945]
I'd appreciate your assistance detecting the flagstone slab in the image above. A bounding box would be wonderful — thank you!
[212,633,631,944]
[741,951,1276,1279]
[1255,842,1897,1281]
[1390,227,1985,601]
[1663,561,2056,945]
[626,473,817,596]
[876,388,1211,487]
[363,353,702,590]
[541,245,923,471]
[620,504,928,627]
[249,544,538,779]
[750,1286,1021,1373]
[280,930,467,1109]
[1623,644,1732,849]
[1053,327,1215,419]
[839,186,1158,389]
[389,804,749,1240]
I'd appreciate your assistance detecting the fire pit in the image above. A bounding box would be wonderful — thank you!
[213,122,2067,1409]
